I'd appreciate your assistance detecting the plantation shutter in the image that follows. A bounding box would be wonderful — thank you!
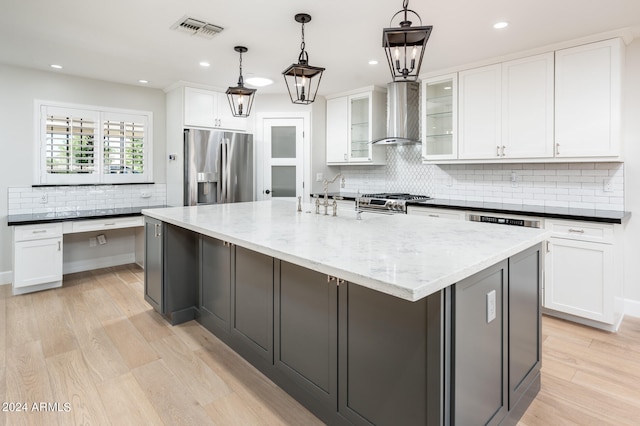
[103,113,147,175]
[44,107,98,175]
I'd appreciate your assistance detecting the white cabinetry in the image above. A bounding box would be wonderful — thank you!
[502,53,554,158]
[13,223,63,294]
[422,74,457,161]
[458,64,502,160]
[543,219,624,330]
[184,87,247,132]
[458,53,554,160]
[406,206,465,220]
[326,86,386,165]
[554,38,622,159]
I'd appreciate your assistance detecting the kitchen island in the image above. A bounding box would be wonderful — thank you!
[143,200,548,425]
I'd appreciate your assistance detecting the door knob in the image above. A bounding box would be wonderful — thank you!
[265,189,271,194]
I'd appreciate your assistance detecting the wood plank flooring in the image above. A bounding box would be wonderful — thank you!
[0,264,638,425]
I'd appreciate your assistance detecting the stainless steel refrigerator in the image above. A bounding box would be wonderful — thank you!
[184,129,254,206]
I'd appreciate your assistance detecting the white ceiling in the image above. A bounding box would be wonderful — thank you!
[2,0,640,96]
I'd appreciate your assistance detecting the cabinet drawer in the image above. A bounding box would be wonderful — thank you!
[545,219,613,243]
[71,216,144,233]
[14,223,63,242]
[407,206,465,220]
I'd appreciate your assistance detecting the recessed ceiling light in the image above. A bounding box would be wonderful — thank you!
[50,64,63,69]
[245,77,274,87]
[199,61,211,67]
[493,21,509,29]
[368,60,379,65]
[139,79,149,84]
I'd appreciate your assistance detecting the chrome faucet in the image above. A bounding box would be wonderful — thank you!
[319,173,342,216]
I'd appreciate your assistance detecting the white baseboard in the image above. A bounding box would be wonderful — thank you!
[0,270,12,286]
[63,254,136,275]
[624,298,640,318]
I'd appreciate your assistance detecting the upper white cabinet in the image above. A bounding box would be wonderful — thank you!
[422,73,458,161]
[458,64,502,160]
[502,53,555,158]
[554,38,623,159]
[424,38,623,164]
[326,86,386,165]
[184,87,247,132]
[458,53,554,160]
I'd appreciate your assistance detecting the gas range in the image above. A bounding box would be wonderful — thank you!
[356,193,432,214]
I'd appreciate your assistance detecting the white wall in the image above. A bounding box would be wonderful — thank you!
[0,64,166,282]
[622,39,640,307]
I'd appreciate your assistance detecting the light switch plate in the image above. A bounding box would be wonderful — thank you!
[487,290,496,323]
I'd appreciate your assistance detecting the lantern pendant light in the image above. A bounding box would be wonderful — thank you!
[282,13,325,105]
[382,0,432,81]
[226,46,256,118]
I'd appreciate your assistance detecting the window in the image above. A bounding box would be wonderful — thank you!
[36,102,153,184]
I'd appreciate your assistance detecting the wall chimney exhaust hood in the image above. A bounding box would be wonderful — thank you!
[371,81,420,145]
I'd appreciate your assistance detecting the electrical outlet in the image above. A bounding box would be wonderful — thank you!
[140,190,151,198]
[97,234,107,245]
[39,193,48,203]
[511,172,518,188]
[487,290,496,323]
[89,237,97,247]
[603,181,613,192]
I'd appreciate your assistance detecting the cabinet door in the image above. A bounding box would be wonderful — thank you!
[184,87,217,128]
[326,96,348,163]
[13,237,62,288]
[555,39,622,158]
[200,236,232,334]
[459,64,503,159]
[544,238,614,323]
[275,262,337,409]
[502,53,554,158]
[338,282,442,426]
[348,94,371,161]
[508,245,541,410]
[232,246,274,362]
[422,74,457,160]
[454,260,507,426]
[144,217,163,312]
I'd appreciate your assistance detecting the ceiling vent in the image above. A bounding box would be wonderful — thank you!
[171,16,224,39]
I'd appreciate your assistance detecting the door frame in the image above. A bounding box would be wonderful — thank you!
[255,112,311,201]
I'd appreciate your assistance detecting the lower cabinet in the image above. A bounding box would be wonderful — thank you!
[231,246,274,364]
[543,219,623,330]
[143,217,198,324]
[12,223,63,295]
[199,236,233,335]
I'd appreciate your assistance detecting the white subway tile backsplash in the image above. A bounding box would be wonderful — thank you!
[7,184,167,215]
[338,147,624,211]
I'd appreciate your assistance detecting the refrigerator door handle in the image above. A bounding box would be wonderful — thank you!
[220,140,228,203]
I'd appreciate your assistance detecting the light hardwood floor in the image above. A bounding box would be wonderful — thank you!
[0,264,638,425]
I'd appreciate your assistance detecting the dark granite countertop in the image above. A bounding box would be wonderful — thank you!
[310,193,629,224]
[8,205,166,226]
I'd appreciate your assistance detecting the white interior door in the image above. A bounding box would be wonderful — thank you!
[262,118,304,200]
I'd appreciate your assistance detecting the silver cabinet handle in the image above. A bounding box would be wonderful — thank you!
[428,214,440,217]
[568,228,585,233]
[32,230,47,234]
[344,153,348,161]
[104,222,116,226]
[556,143,560,156]
[497,146,501,157]
[502,145,506,157]
[58,241,61,251]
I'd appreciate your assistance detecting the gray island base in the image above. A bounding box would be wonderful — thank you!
[142,200,548,425]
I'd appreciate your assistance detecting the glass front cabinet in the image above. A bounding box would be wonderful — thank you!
[422,73,458,161]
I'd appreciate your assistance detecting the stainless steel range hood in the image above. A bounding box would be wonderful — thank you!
[371,81,420,145]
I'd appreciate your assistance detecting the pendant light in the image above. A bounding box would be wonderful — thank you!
[226,46,256,118]
[282,13,325,105]
[382,0,432,81]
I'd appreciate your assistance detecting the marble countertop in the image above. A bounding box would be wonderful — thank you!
[143,200,548,302]
[312,193,629,224]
